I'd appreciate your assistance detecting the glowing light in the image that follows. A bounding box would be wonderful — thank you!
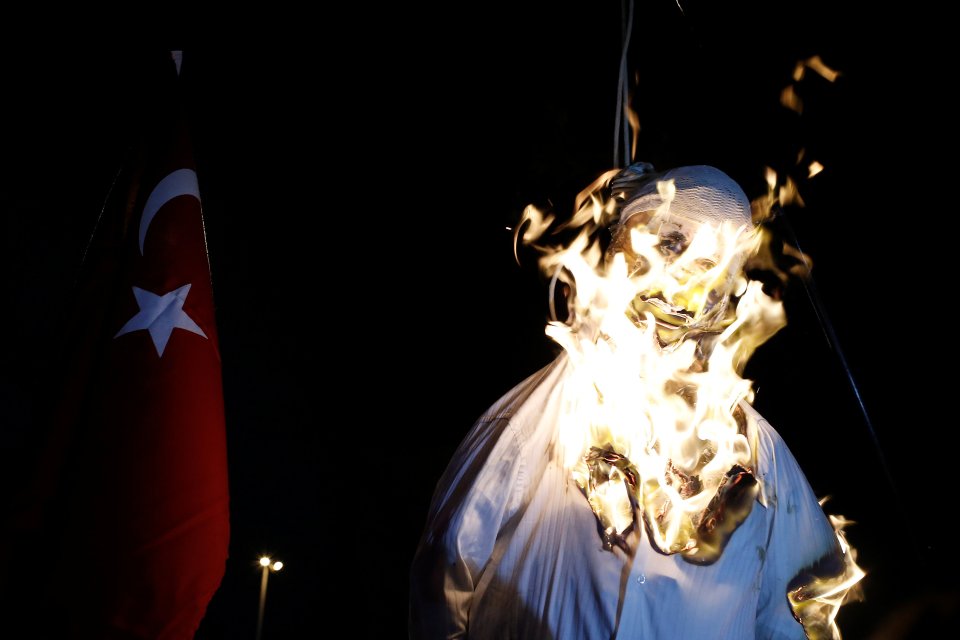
[808,161,824,178]
[803,55,840,82]
[256,554,283,640]
[781,85,803,113]
[793,56,840,83]
[787,513,865,637]
[524,174,780,562]
[518,167,863,625]
[784,56,840,116]
[626,100,641,162]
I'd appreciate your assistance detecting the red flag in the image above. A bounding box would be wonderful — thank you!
[8,51,229,638]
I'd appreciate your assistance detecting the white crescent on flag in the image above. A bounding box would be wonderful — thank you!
[139,168,200,255]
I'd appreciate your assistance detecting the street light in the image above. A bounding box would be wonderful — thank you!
[255,555,283,640]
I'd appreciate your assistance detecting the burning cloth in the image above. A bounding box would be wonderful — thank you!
[409,165,860,639]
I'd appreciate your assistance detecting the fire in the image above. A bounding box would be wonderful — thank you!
[780,85,804,114]
[793,55,841,83]
[513,204,556,264]
[787,511,866,639]
[524,174,783,562]
[627,75,641,163]
[782,55,841,115]
[520,168,864,628]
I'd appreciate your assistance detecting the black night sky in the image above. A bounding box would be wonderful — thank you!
[2,2,954,638]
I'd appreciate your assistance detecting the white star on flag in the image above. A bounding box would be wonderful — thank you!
[114,284,207,357]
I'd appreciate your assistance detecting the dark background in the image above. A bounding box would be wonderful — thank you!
[2,2,953,637]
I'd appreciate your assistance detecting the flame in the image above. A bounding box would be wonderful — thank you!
[792,56,840,83]
[745,168,816,293]
[513,204,556,264]
[795,55,840,83]
[780,176,805,208]
[787,511,866,639]
[755,167,807,218]
[519,170,864,624]
[624,102,640,162]
[785,55,840,114]
[792,61,805,82]
[524,174,787,562]
[781,85,803,114]
[562,169,622,232]
[808,161,824,178]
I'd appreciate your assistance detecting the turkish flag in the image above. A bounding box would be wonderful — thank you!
[6,52,229,638]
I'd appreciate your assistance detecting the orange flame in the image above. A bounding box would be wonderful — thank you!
[780,85,803,114]
[518,170,865,623]
[794,55,841,83]
[745,168,815,289]
[513,204,556,264]
[624,103,640,162]
[787,508,866,639]
[524,174,784,562]
[785,55,840,115]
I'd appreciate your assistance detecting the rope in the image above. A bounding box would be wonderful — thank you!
[613,0,635,169]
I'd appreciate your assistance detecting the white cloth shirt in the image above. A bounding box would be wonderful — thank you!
[410,354,841,639]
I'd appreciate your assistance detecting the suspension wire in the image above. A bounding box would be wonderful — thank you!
[613,0,635,168]
[782,212,895,483]
[778,209,923,562]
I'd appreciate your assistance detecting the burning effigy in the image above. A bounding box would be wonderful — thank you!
[410,163,863,639]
